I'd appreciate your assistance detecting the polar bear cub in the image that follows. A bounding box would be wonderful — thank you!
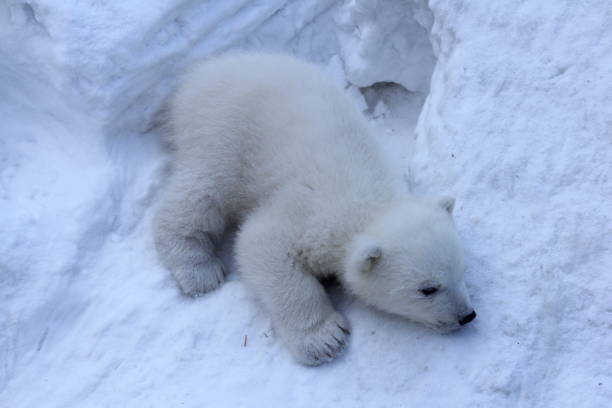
[154,52,476,365]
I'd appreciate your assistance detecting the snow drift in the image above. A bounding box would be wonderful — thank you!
[1,0,611,407]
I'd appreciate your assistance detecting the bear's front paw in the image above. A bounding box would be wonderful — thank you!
[283,312,350,366]
[174,258,225,297]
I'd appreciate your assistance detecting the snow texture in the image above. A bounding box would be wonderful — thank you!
[1,0,611,407]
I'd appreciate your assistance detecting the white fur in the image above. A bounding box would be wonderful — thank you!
[154,52,474,366]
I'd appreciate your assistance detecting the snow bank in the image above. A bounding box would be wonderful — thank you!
[1,0,610,407]
[411,2,612,406]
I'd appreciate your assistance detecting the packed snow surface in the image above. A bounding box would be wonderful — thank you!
[1,0,611,407]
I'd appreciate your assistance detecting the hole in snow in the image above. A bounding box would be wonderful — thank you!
[336,0,436,188]
[360,81,425,128]
[359,81,429,189]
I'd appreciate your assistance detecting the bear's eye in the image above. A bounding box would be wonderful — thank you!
[420,287,439,296]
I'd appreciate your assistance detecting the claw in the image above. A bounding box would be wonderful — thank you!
[337,324,350,335]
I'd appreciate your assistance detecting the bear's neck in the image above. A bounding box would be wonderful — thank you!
[299,173,404,278]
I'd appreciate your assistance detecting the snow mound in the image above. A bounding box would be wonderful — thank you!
[1,1,611,407]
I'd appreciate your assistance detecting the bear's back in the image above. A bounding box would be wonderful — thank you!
[168,52,391,218]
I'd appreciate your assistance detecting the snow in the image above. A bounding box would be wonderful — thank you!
[1,0,611,407]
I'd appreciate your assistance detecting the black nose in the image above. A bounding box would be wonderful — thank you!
[459,310,477,326]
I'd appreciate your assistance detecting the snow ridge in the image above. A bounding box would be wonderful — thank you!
[2,0,611,407]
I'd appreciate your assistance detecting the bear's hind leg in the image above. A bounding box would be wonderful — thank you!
[154,171,227,296]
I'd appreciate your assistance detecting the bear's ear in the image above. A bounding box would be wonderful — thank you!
[358,245,382,273]
[437,196,455,214]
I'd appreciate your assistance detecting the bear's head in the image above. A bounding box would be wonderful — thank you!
[344,197,475,332]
